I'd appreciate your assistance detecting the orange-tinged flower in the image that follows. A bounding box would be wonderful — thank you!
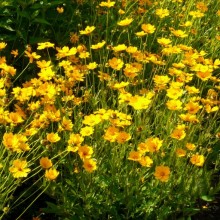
[154,165,170,182]
[25,51,41,63]
[190,154,205,166]
[116,131,131,143]
[141,23,155,34]
[40,157,53,169]
[171,29,188,38]
[108,57,124,70]
[184,101,202,114]
[128,151,142,161]
[196,71,212,81]
[46,132,61,143]
[171,126,186,140]
[186,143,196,151]
[176,148,186,157]
[103,126,119,142]
[78,145,93,160]
[9,159,31,178]
[57,7,64,13]
[83,159,97,172]
[117,18,133,26]
[45,168,59,180]
[11,49,18,57]
[145,137,163,153]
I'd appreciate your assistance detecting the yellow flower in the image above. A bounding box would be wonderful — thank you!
[46,132,61,143]
[9,159,31,178]
[80,126,94,137]
[179,113,199,123]
[78,145,93,160]
[99,1,115,8]
[25,51,41,63]
[135,31,147,37]
[171,125,186,140]
[128,95,152,110]
[56,46,77,59]
[156,8,169,18]
[91,41,106,49]
[11,49,18,57]
[37,42,55,50]
[0,42,7,51]
[116,131,131,143]
[79,26,95,35]
[189,10,204,18]
[184,101,202,114]
[57,7,64,13]
[87,62,98,70]
[186,143,196,151]
[83,159,97,172]
[176,148,186,157]
[45,168,59,180]
[83,114,102,126]
[40,157,53,169]
[38,67,55,81]
[112,44,127,52]
[117,18,133,26]
[166,99,182,111]
[128,151,142,161]
[166,87,183,99]
[103,126,119,142]
[196,71,212,81]
[157,37,172,47]
[171,29,188,38]
[139,156,153,167]
[108,57,124,70]
[68,133,84,146]
[154,165,170,182]
[190,154,205,166]
[145,137,163,153]
[141,23,155,34]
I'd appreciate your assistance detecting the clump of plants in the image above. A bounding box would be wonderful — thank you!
[0,0,220,219]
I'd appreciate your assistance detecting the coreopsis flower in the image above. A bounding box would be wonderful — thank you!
[37,42,55,50]
[171,29,188,38]
[179,113,199,123]
[38,67,55,81]
[184,101,202,114]
[176,148,186,157]
[83,159,97,172]
[79,26,95,35]
[78,145,93,160]
[79,51,90,59]
[112,44,127,52]
[145,137,163,153]
[9,159,31,178]
[11,49,18,57]
[190,154,205,166]
[83,114,102,126]
[154,165,170,182]
[139,156,153,167]
[108,57,124,70]
[45,168,59,180]
[47,132,61,143]
[186,143,196,151]
[135,31,147,37]
[166,99,183,111]
[157,37,172,47]
[153,75,170,89]
[57,7,64,13]
[0,42,7,51]
[68,133,84,146]
[56,46,77,59]
[128,151,142,161]
[25,51,41,63]
[116,131,131,143]
[185,85,200,94]
[141,23,156,34]
[166,87,183,99]
[37,60,51,69]
[128,95,152,110]
[117,18,133,26]
[8,112,24,124]
[103,126,119,142]
[126,46,138,54]
[87,62,98,70]
[99,1,115,8]
[189,10,204,18]
[3,132,19,152]
[170,125,186,140]
[40,157,53,169]
[196,2,208,12]
[156,8,169,18]
[80,126,94,137]
[196,71,212,81]
[91,41,106,49]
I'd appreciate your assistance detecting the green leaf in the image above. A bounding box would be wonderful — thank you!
[32,18,51,25]
[200,195,214,202]
[0,23,14,31]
